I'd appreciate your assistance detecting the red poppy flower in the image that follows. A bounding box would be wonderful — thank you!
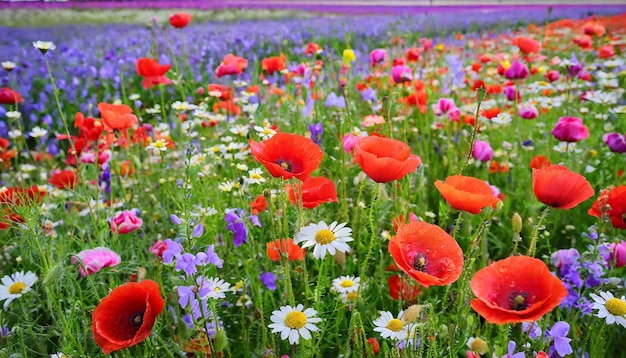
[0,138,16,169]
[388,221,463,288]
[266,238,305,261]
[49,170,78,189]
[285,176,337,209]
[588,185,626,229]
[305,43,323,56]
[92,280,164,355]
[532,165,594,210]
[470,255,567,324]
[215,54,248,78]
[249,132,323,181]
[353,136,421,183]
[249,194,267,215]
[136,58,172,89]
[387,274,421,302]
[513,36,540,54]
[0,185,45,206]
[262,54,287,75]
[207,84,233,101]
[98,102,138,132]
[169,12,192,28]
[434,175,501,214]
[0,87,23,104]
[75,112,103,143]
[406,47,421,62]
[529,155,550,170]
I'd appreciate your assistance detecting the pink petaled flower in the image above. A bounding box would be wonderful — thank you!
[150,240,167,257]
[431,98,461,122]
[370,48,387,67]
[544,70,560,83]
[472,140,493,162]
[609,241,626,268]
[552,116,589,143]
[343,131,367,153]
[391,64,412,83]
[71,247,121,276]
[518,103,538,120]
[361,115,385,128]
[504,85,519,101]
[110,210,143,234]
[504,61,529,80]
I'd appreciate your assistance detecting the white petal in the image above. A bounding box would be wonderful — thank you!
[299,328,311,340]
[289,329,299,345]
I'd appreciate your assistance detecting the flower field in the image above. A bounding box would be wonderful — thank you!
[1,4,626,357]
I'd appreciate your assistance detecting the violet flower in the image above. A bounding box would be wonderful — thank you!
[225,209,248,247]
[547,321,573,357]
[325,92,346,108]
[309,121,323,145]
[259,272,277,291]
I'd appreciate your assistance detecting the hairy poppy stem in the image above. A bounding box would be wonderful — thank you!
[458,87,487,175]
[527,206,550,257]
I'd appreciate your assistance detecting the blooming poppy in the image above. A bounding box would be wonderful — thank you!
[48,169,78,189]
[75,112,103,143]
[434,175,501,214]
[266,238,305,261]
[513,36,540,54]
[552,116,589,143]
[207,84,233,101]
[529,155,551,170]
[0,138,16,169]
[388,221,463,288]
[470,255,567,324]
[215,54,248,78]
[387,274,421,302]
[249,132,323,181]
[92,280,164,354]
[305,42,323,56]
[169,12,191,28]
[588,185,626,229]
[262,54,287,75]
[98,102,138,132]
[285,176,337,209]
[0,87,23,104]
[136,58,171,89]
[249,194,267,215]
[532,165,594,210]
[406,47,421,62]
[353,136,421,183]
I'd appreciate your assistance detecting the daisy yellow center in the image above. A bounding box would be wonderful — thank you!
[346,292,358,301]
[606,298,626,316]
[8,281,26,295]
[386,318,404,332]
[340,279,354,288]
[284,311,307,330]
[315,229,336,244]
[250,173,262,179]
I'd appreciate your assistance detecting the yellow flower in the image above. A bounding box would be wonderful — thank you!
[343,49,356,66]
[501,60,511,70]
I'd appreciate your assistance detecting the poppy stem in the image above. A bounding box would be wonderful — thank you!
[527,206,550,257]
[458,87,487,175]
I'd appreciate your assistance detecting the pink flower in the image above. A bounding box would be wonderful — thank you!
[609,241,626,268]
[472,140,493,162]
[552,116,589,143]
[431,98,460,122]
[603,133,626,153]
[544,70,560,83]
[370,48,386,67]
[150,240,167,257]
[72,247,121,276]
[110,210,143,234]
[343,132,367,153]
[504,85,519,101]
[391,64,412,83]
[504,61,529,80]
[361,115,385,128]
[518,103,538,120]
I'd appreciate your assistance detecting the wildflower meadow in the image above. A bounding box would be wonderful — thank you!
[1,3,626,357]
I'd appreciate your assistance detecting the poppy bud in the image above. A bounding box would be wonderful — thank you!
[512,213,522,234]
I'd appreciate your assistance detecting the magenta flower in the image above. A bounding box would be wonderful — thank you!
[391,64,412,83]
[603,133,626,153]
[431,98,460,122]
[370,48,386,67]
[544,70,560,83]
[504,85,519,101]
[504,61,529,80]
[472,140,494,162]
[517,103,538,120]
[71,247,121,276]
[609,241,626,268]
[110,209,143,234]
[342,132,367,153]
[552,116,589,143]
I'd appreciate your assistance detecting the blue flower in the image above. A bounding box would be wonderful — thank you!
[547,321,573,357]
[325,92,346,108]
[225,209,248,247]
[259,272,277,291]
[309,121,323,145]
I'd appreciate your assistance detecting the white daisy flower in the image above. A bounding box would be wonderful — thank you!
[254,125,276,140]
[33,41,56,54]
[198,277,231,300]
[246,168,266,185]
[372,310,415,341]
[146,139,169,154]
[50,353,69,358]
[0,271,38,309]
[331,275,361,294]
[590,291,626,328]
[230,124,249,137]
[28,127,48,138]
[1,61,16,71]
[294,221,353,260]
[5,111,21,120]
[268,304,322,345]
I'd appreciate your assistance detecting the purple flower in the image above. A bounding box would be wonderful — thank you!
[176,253,199,276]
[568,53,583,77]
[504,341,525,358]
[361,87,377,102]
[259,272,277,291]
[504,61,529,80]
[192,223,204,237]
[182,313,195,329]
[309,121,323,145]
[547,321,573,357]
[518,103,538,119]
[204,244,224,268]
[170,214,183,225]
[472,140,494,162]
[522,321,542,339]
[369,48,386,67]
[178,285,195,309]
[603,133,626,153]
[162,239,183,264]
[225,209,248,247]
[325,92,345,108]
[504,85,519,101]
[391,64,412,83]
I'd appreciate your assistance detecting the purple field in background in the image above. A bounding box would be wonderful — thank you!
[1,1,626,16]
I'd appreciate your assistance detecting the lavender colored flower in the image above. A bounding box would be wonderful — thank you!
[249,214,262,228]
[192,223,204,237]
[259,272,277,291]
[361,87,377,102]
[170,214,183,225]
[176,253,199,276]
[309,121,323,145]
[446,54,465,88]
[568,53,583,77]
[325,92,346,108]
[547,321,573,357]
[225,209,248,247]
[182,313,195,329]
[504,341,525,358]
[162,238,183,264]
[522,321,542,339]
[178,285,196,309]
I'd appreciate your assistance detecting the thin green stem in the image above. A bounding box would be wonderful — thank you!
[527,206,550,257]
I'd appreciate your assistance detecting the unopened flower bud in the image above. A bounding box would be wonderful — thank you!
[402,304,427,323]
[512,213,523,234]
[467,337,489,355]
